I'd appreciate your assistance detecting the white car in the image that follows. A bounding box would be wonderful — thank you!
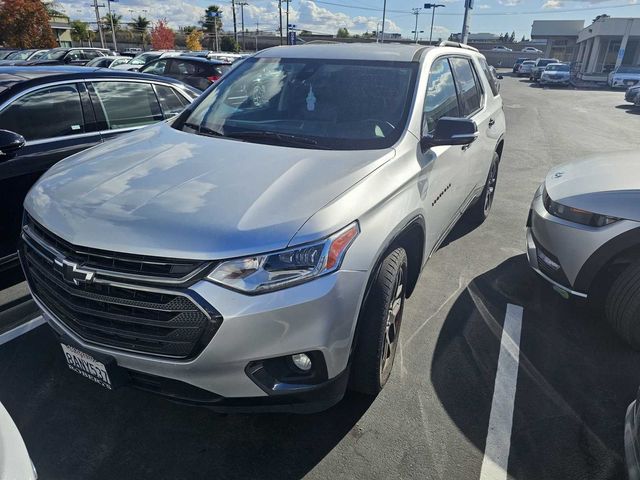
[521,47,542,53]
[539,63,570,86]
[84,55,131,69]
[0,402,36,480]
[492,46,513,52]
[608,66,640,88]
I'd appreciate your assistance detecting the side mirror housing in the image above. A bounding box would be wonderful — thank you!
[0,129,25,160]
[420,117,478,152]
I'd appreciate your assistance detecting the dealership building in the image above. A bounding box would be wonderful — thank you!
[574,17,640,79]
[530,20,584,62]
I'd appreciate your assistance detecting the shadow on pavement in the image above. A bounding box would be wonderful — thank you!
[0,326,373,480]
[431,254,640,480]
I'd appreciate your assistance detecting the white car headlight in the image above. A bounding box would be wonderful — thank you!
[207,222,359,294]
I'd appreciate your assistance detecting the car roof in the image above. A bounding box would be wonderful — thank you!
[255,43,433,62]
[0,66,193,98]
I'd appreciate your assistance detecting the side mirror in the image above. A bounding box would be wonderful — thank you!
[420,117,478,151]
[497,74,504,80]
[0,129,25,160]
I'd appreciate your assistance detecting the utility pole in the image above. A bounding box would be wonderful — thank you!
[424,3,445,45]
[255,20,259,51]
[380,0,387,43]
[238,2,248,51]
[411,8,421,43]
[461,0,473,44]
[376,21,381,43]
[278,0,283,45]
[92,0,105,48]
[106,0,117,51]
[231,0,238,43]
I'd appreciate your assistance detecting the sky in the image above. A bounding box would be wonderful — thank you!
[53,0,640,41]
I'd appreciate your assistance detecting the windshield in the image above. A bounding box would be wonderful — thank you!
[130,53,159,66]
[6,50,34,60]
[522,61,535,66]
[177,57,418,150]
[616,67,640,74]
[40,49,67,60]
[546,64,569,72]
[537,60,556,67]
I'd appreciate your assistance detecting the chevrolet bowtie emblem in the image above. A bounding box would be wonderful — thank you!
[54,258,95,285]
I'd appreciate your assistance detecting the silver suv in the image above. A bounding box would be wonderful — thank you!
[20,43,506,412]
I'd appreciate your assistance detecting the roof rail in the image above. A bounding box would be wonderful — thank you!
[438,41,479,52]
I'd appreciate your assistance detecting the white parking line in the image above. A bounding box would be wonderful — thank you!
[479,303,523,480]
[0,316,45,347]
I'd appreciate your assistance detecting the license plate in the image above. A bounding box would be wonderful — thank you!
[61,344,112,389]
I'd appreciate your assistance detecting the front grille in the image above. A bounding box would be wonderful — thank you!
[21,223,222,359]
[24,214,208,284]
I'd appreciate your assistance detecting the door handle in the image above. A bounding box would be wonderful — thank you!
[488,118,496,128]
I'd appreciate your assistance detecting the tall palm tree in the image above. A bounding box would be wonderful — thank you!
[131,15,150,48]
[103,12,122,32]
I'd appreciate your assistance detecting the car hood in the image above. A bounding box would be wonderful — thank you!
[25,123,394,260]
[545,151,640,222]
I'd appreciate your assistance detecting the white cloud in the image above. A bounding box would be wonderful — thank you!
[477,3,491,8]
[497,0,522,6]
[542,0,563,7]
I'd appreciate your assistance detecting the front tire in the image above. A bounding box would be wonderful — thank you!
[350,247,408,395]
[605,261,640,349]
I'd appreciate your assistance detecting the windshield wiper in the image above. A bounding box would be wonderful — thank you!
[182,122,226,138]
[224,130,322,149]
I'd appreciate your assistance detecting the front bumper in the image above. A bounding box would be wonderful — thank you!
[613,78,640,89]
[525,189,637,298]
[35,268,368,410]
[540,76,570,85]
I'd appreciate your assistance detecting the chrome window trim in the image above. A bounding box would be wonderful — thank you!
[22,224,211,287]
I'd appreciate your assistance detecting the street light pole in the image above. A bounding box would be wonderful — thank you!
[380,0,387,43]
[424,3,445,45]
[285,0,290,45]
[92,0,105,48]
[278,0,283,45]
[461,0,473,44]
[376,21,381,43]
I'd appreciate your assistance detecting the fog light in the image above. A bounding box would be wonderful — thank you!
[291,353,312,372]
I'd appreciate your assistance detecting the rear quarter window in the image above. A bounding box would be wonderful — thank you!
[478,57,500,96]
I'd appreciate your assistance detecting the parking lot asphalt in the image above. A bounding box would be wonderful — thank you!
[1,72,639,480]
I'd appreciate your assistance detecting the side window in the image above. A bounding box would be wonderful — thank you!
[423,57,460,135]
[66,50,83,62]
[154,85,188,118]
[83,50,102,60]
[143,60,168,75]
[450,57,482,116]
[92,81,163,130]
[169,60,197,75]
[478,57,500,96]
[0,84,85,141]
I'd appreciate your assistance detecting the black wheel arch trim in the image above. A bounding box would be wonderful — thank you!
[574,226,640,293]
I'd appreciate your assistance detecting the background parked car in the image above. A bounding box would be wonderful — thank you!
[112,50,177,71]
[531,58,560,81]
[21,47,111,66]
[517,60,536,77]
[513,57,527,73]
[122,47,142,57]
[608,66,640,88]
[521,46,543,53]
[85,55,132,69]
[0,66,199,286]
[539,63,571,86]
[492,46,513,52]
[0,49,49,65]
[140,56,232,91]
[624,84,640,104]
[0,49,19,60]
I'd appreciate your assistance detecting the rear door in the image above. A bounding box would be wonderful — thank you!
[449,56,494,208]
[0,82,100,260]
[88,80,164,142]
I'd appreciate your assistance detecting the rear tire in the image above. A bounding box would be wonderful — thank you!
[467,152,500,225]
[350,247,408,395]
[605,261,640,349]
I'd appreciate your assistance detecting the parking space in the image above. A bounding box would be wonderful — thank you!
[0,71,638,479]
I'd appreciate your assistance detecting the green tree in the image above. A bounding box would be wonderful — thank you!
[103,12,122,32]
[220,35,240,52]
[336,27,349,38]
[131,15,150,48]
[70,19,95,45]
[509,31,515,43]
[521,35,526,42]
[201,5,223,34]
[183,25,198,35]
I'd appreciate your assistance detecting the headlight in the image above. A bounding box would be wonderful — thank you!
[207,222,359,293]
[543,188,619,227]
